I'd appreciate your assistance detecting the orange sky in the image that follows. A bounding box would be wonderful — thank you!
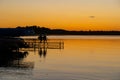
[0,0,120,30]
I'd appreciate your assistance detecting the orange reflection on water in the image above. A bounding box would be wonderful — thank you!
[21,38,120,79]
[63,39,120,68]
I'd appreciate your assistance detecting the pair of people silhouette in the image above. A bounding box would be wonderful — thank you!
[38,34,47,43]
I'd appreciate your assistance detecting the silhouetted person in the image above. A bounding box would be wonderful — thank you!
[42,34,47,43]
[38,34,43,43]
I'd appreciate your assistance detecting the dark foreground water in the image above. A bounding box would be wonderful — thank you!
[0,36,120,80]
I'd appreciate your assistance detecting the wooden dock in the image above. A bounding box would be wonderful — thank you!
[23,39,64,49]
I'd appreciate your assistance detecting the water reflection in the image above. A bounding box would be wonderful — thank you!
[0,50,34,69]
[39,47,47,58]
[0,39,64,68]
[1,36,120,80]
[23,40,64,58]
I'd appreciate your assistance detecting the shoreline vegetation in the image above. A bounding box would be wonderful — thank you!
[15,26,120,35]
[0,37,28,51]
[0,26,120,36]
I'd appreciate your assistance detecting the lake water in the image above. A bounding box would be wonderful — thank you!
[1,35,120,80]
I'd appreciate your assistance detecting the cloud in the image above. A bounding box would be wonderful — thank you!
[89,16,95,18]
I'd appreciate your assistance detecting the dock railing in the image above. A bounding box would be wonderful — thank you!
[22,39,64,50]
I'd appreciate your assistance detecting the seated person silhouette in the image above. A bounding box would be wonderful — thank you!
[42,34,47,43]
[38,34,47,43]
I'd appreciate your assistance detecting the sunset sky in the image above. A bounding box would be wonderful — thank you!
[0,0,120,30]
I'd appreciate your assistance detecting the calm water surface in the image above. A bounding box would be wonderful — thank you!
[1,36,120,80]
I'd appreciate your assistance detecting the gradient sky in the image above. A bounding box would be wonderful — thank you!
[0,0,120,30]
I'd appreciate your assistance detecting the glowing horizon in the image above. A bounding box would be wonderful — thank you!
[0,0,120,31]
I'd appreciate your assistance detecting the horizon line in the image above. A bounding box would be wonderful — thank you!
[0,25,120,31]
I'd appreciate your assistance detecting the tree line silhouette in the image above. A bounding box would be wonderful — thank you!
[0,25,120,36]
[17,25,120,35]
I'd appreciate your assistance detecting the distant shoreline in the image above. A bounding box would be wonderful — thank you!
[46,34,120,36]
[1,26,120,36]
